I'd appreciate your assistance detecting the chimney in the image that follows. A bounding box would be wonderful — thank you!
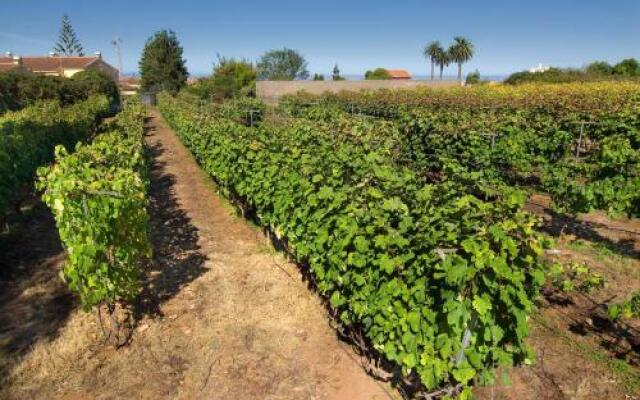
[95,51,101,59]
[12,56,22,65]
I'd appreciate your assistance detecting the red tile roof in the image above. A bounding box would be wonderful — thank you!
[24,56,99,72]
[118,77,141,91]
[0,63,18,72]
[0,56,100,72]
[386,69,412,79]
[119,76,140,85]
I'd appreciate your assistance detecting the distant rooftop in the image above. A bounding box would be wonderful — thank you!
[0,52,105,73]
[386,69,412,79]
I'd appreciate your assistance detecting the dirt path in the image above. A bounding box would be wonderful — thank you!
[139,109,392,399]
[0,110,393,400]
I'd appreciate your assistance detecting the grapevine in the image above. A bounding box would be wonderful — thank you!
[37,98,151,346]
[282,83,640,217]
[159,93,550,396]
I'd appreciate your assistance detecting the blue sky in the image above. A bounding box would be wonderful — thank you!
[1,0,638,77]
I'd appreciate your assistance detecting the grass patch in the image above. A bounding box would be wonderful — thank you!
[563,238,640,280]
[575,340,640,393]
[532,312,640,394]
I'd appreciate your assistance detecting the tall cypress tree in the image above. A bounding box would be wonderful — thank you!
[332,64,344,81]
[139,30,188,93]
[54,14,84,56]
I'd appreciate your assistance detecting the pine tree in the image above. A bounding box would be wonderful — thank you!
[54,14,84,56]
[139,30,189,93]
[332,64,344,81]
[332,64,340,79]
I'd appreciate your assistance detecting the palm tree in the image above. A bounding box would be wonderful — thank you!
[448,37,474,84]
[434,47,450,80]
[423,41,442,81]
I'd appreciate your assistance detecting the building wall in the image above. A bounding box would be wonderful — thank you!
[86,60,119,82]
[257,80,460,104]
[62,68,83,78]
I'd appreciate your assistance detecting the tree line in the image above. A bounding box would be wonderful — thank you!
[56,17,474,86]
[505,58,640,84]
[137,28,640,98]
[137,29,477,100]
[138,30,320,98]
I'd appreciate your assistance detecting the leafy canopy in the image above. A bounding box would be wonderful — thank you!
[433,46,450,79]
[613,58,640,76]
[506,58,640,84]
[465,70,481,85]
[257,48,309,80]
[283,81,640,217]
[423,41,444,79]
[1,96,109,216]
[187,56,256,100]
[364,68,391,80]
[448,37,474,81]
[139,30,189,93]
[71,69,120,105]
[448,37,475,65]
[586,61,613,75]
[0,69,118,113]
[424,41,443,62]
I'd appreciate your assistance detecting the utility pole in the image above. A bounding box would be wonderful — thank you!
[111,36,123,78]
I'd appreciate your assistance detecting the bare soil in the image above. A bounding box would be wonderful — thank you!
[0,110,393,400]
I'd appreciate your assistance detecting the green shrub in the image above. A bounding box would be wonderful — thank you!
[0,95,109,216]
[613,58,640,76]
[71,69,120,105]
[0,70,118,113]
[187,57,256,100]
[586,61,613,75]
[364,68,391,80]
[506,58,640,85]
[505,68,593,84]
[465,70,481,85]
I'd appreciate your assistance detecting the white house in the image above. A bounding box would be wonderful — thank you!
[528,63,551,73]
